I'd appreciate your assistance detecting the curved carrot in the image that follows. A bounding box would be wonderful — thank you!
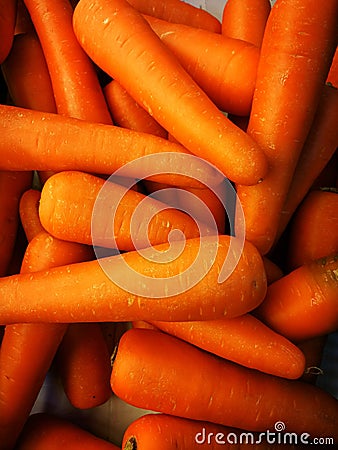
[73,0,268,186]
[256,253,338,342]
[126,0,221,33]
[19,188,44,242]
[23,0,112,123]
[111,328,338,438]
[16,413,120,450]
[0,235,267,323]
[39,170,202,250]
[0,104,218,188]
[143,15,260,116]
[0,0,17,63]
[287,190,338,270]
[276,84,338,239]
[221,0,271,47]
[151,314,306,379]
[236,0,338,254]
[104,79,168,139]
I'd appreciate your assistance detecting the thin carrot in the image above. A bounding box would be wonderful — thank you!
[327,46,338,87]
[104,79,168,138]
[221,0,271,47]
[276,84,338,240]
[39,170,203,250]
[0,235,267,324]
[0,0,17,63]
[151,313,306,379]
[23,0,112,123]
[236,0,338,255]
[111,328,338,438]
[287,189,338,270]
[256,253,338,342]
[72,0,268,186]
[0,104,218,188]
[0,170,33,276]
[126,0,221,33]
[16,413,120,450]
[143,14,260,116]
[19,188,44,241]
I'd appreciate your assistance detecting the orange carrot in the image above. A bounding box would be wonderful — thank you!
[143,14,260,116]
[104,79,168,138]
[276,84,338,239]
[327,46,338,87]
[0,235,267,324]
[23,0,112,123]
[262,256,284,284]
[19,188,44,242]
[221,0,271,47]
[151,313,305,379]
[287,189,338,270]
[0,170,33,276]
[0,0,17,63]
[72,0,268,186]
[39,171,202,250]
[0,104,217,188]
[236,0,338,255]
[111,328,338,438]
[298,336,327,384]
[16,413,120,450]
[126,0,221,33]
[256,253,338,342]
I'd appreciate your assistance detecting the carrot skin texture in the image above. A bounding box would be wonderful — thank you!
[151,314,306,379]
[16,413,120,450]
[72,0,268,186]
[111,328,338,438]
[0,0,17,63]
[19,189,44,242]
[236,0,338,254]
[0,235,267,324]
[256,254,338,342]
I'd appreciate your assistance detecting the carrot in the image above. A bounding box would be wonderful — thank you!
[72,0,268,186]
[103,79,168,138]
[143,14,260,116]
[298,336,327,384]
[0,104,218,188]
[0,235,267,324]
[327,46,338,87]
[16,413,120,450]
[1,31,56,113]
[14,0,34,34]
[19,188,44,242]
[151,313,306,379]
[221,0,271,47]
[262,256,284,284]
[111,328,338,438]
[235,0,338,255]
[0,170,33,276]
[256,253,338,342]
[276,84,338,239]
[287,189,338,270]
[126,0,221,33]
[23,0,112,123]
[0,0,17,63]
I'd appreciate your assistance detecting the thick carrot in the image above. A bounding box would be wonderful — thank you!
[0,0,17,63]
[0,170,33,276]
[23,0,112,123]
[221,0,271,47]
[287,190,338,270]
[111,328,338,438]
[126,0,221,33]
[39,171,202,250]
[0,235,267,324]
[1,31,56,113]
[0,104,218,188]
[256,253,338,342]
[72,0,268,186]
[276,84,338,239]
[236,0,338,255]
[16,413,120,450]
[19,189,44,242]
[104,79,168,138]
[143,14,260,116]
[151,314,306,379]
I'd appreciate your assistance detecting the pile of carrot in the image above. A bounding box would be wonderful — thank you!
[0,0,337,448]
